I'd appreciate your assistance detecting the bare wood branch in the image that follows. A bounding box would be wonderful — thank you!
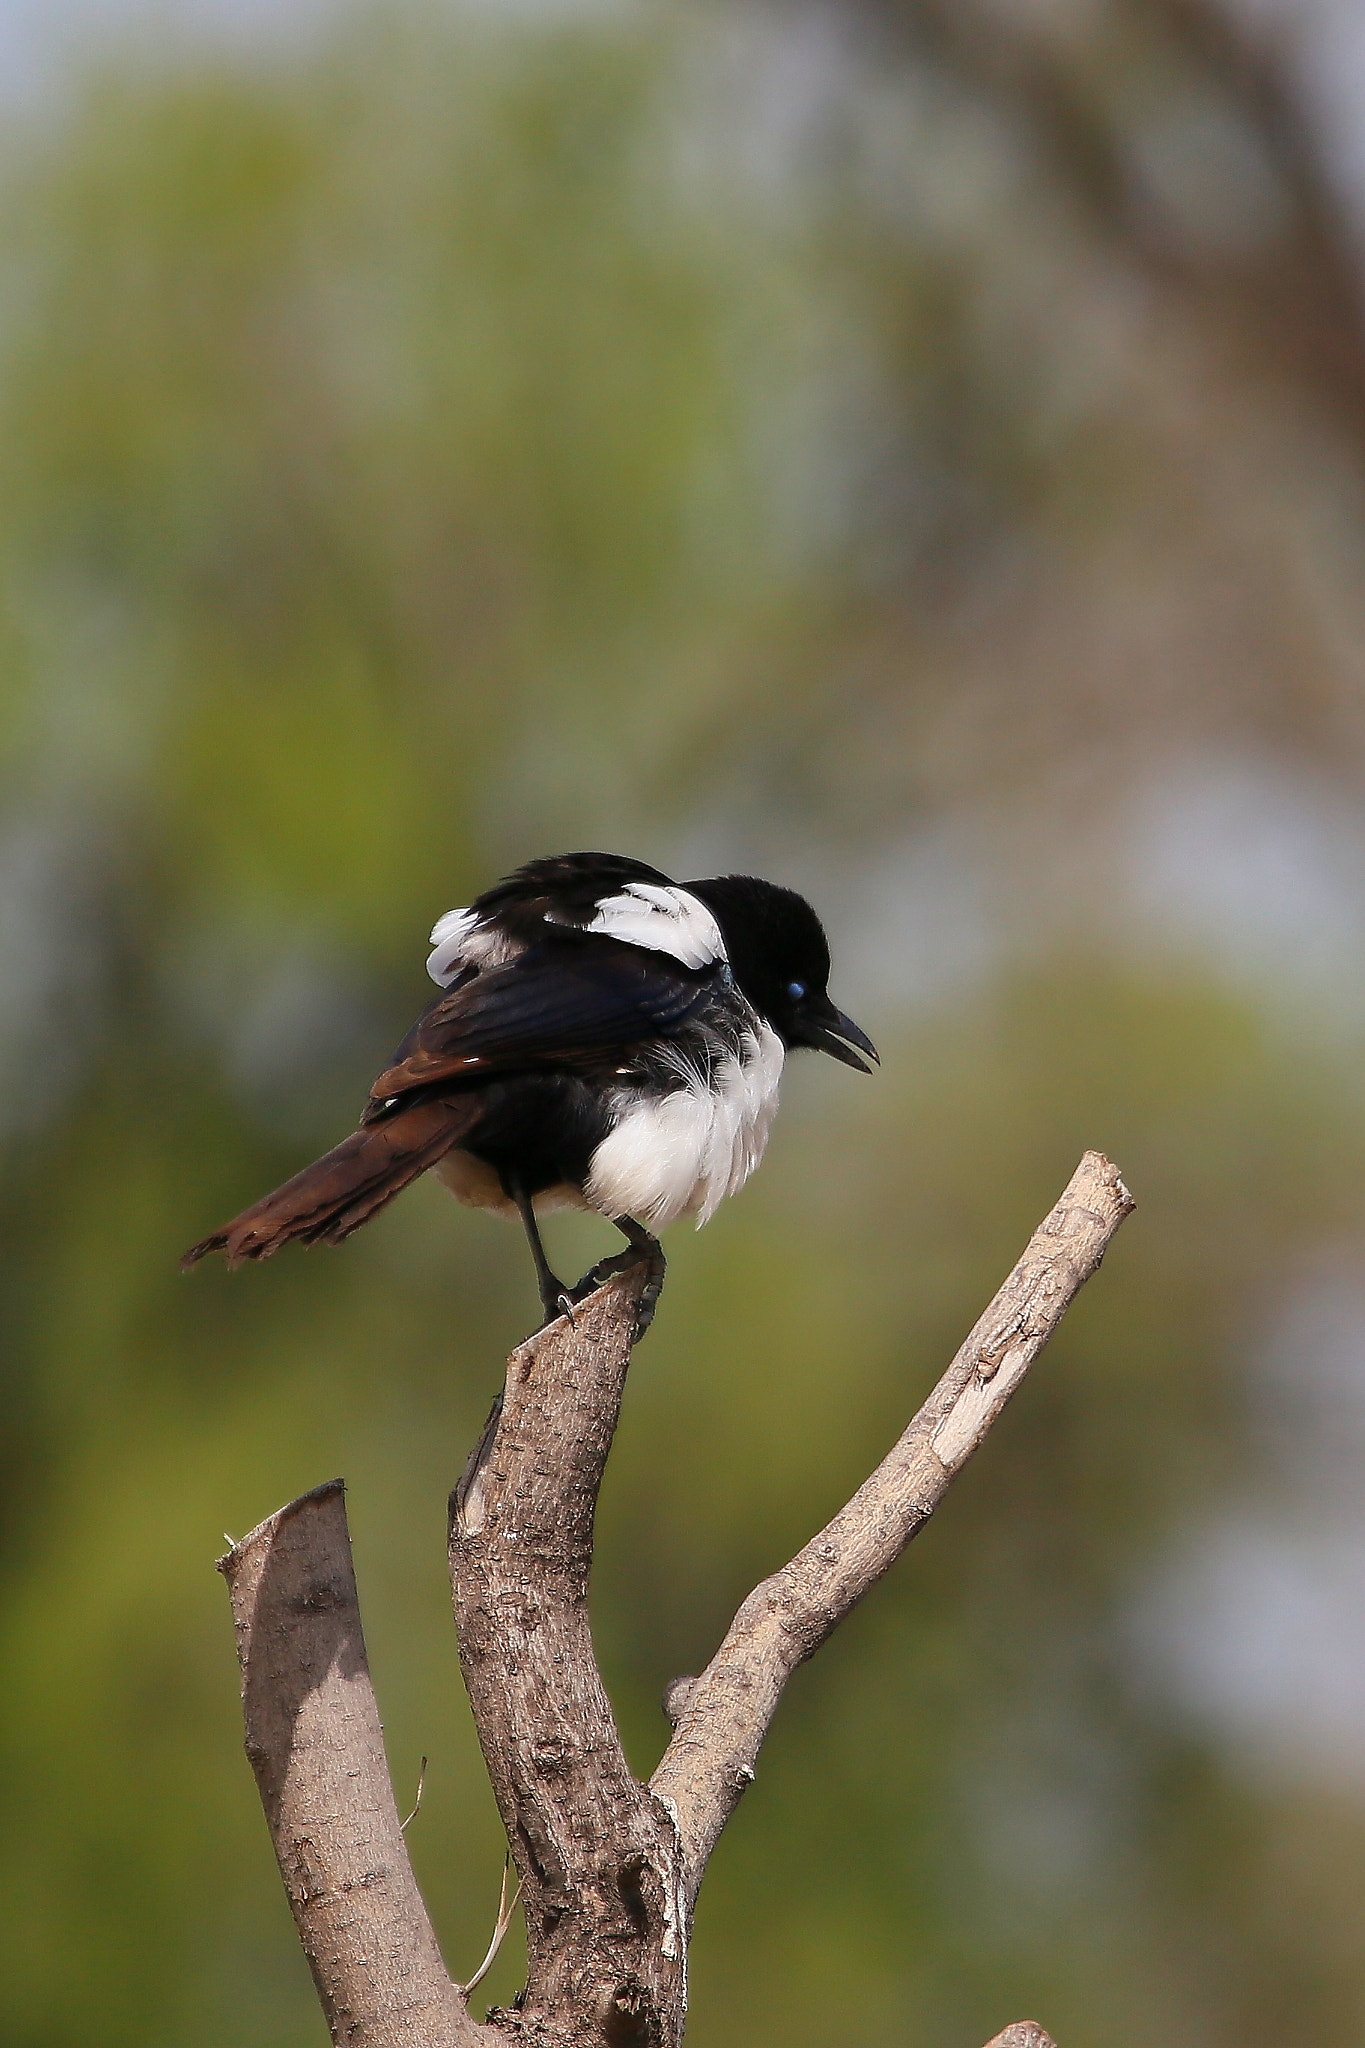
[448,1247,688,2048]
[220,1480,487,2048]
[650,1149,1134,1901]
[224,1155,1127,2046]
[458,1857,523,2000]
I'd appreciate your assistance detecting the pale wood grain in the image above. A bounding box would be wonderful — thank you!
[650,1150,1135,1902]
[220,1481,487,2047]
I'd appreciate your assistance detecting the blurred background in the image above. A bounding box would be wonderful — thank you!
[5,0,1365,2042]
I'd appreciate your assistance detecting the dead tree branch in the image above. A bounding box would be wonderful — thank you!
[449,1244,683,2047]
[219,1480,487,2047]
[221,1151,1133,2047]
[651,1149,1135,1901]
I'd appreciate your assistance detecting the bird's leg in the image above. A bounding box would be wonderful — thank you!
[510,1178,576,1326]
[614,1215,660,1256]
[570,1214,666,1335]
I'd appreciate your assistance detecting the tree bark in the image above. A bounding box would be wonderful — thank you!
[221,1153,1133,2047]
[650,1150,1134,1903]
[449,1244,684,2047]
[219,1480,487,2047]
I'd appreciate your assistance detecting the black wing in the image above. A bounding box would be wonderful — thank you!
[361,936,713,1119]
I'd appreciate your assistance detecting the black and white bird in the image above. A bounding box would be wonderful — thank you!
[183,852,877,1321]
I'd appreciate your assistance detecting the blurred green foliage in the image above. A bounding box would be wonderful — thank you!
[5,5,1365,2046]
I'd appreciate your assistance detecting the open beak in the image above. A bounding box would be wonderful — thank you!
[806,1004,879,1073]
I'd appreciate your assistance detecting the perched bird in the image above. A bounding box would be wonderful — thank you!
[183,852,876,1322]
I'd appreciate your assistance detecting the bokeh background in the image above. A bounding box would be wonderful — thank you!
[5,0,1365,2042]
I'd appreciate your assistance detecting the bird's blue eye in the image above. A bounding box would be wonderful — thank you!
[787,980,806,1001]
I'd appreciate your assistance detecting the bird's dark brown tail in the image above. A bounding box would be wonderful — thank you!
[181,1098,477,1268]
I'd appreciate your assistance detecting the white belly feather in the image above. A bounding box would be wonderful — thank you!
[584,1023,784,1230]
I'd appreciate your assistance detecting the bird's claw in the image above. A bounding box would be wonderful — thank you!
[568,1239,666,1339]
[572,1247,639,1291]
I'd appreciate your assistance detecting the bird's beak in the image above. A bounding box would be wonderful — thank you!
[805,1004,879,1073]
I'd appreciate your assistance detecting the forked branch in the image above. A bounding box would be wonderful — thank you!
[220,1152,1132,2048]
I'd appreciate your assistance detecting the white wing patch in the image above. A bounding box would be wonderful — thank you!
[572,882,725,970]
[427,907,475,984]
[584,1023,784,1229]
[426,907,521,985]
[430,880,720,985]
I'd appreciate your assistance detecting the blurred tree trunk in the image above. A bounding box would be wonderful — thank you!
[838,0,1365,432]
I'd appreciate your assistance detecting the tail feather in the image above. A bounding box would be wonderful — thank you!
[181,1099,478,1268]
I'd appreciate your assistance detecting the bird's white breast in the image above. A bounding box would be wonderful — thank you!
[584,1023,784,1230]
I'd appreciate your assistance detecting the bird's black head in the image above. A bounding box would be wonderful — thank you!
[685,874,878,1071]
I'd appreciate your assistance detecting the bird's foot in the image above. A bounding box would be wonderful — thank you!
[569,1234,666,1339]
[532,1287,579,1332]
